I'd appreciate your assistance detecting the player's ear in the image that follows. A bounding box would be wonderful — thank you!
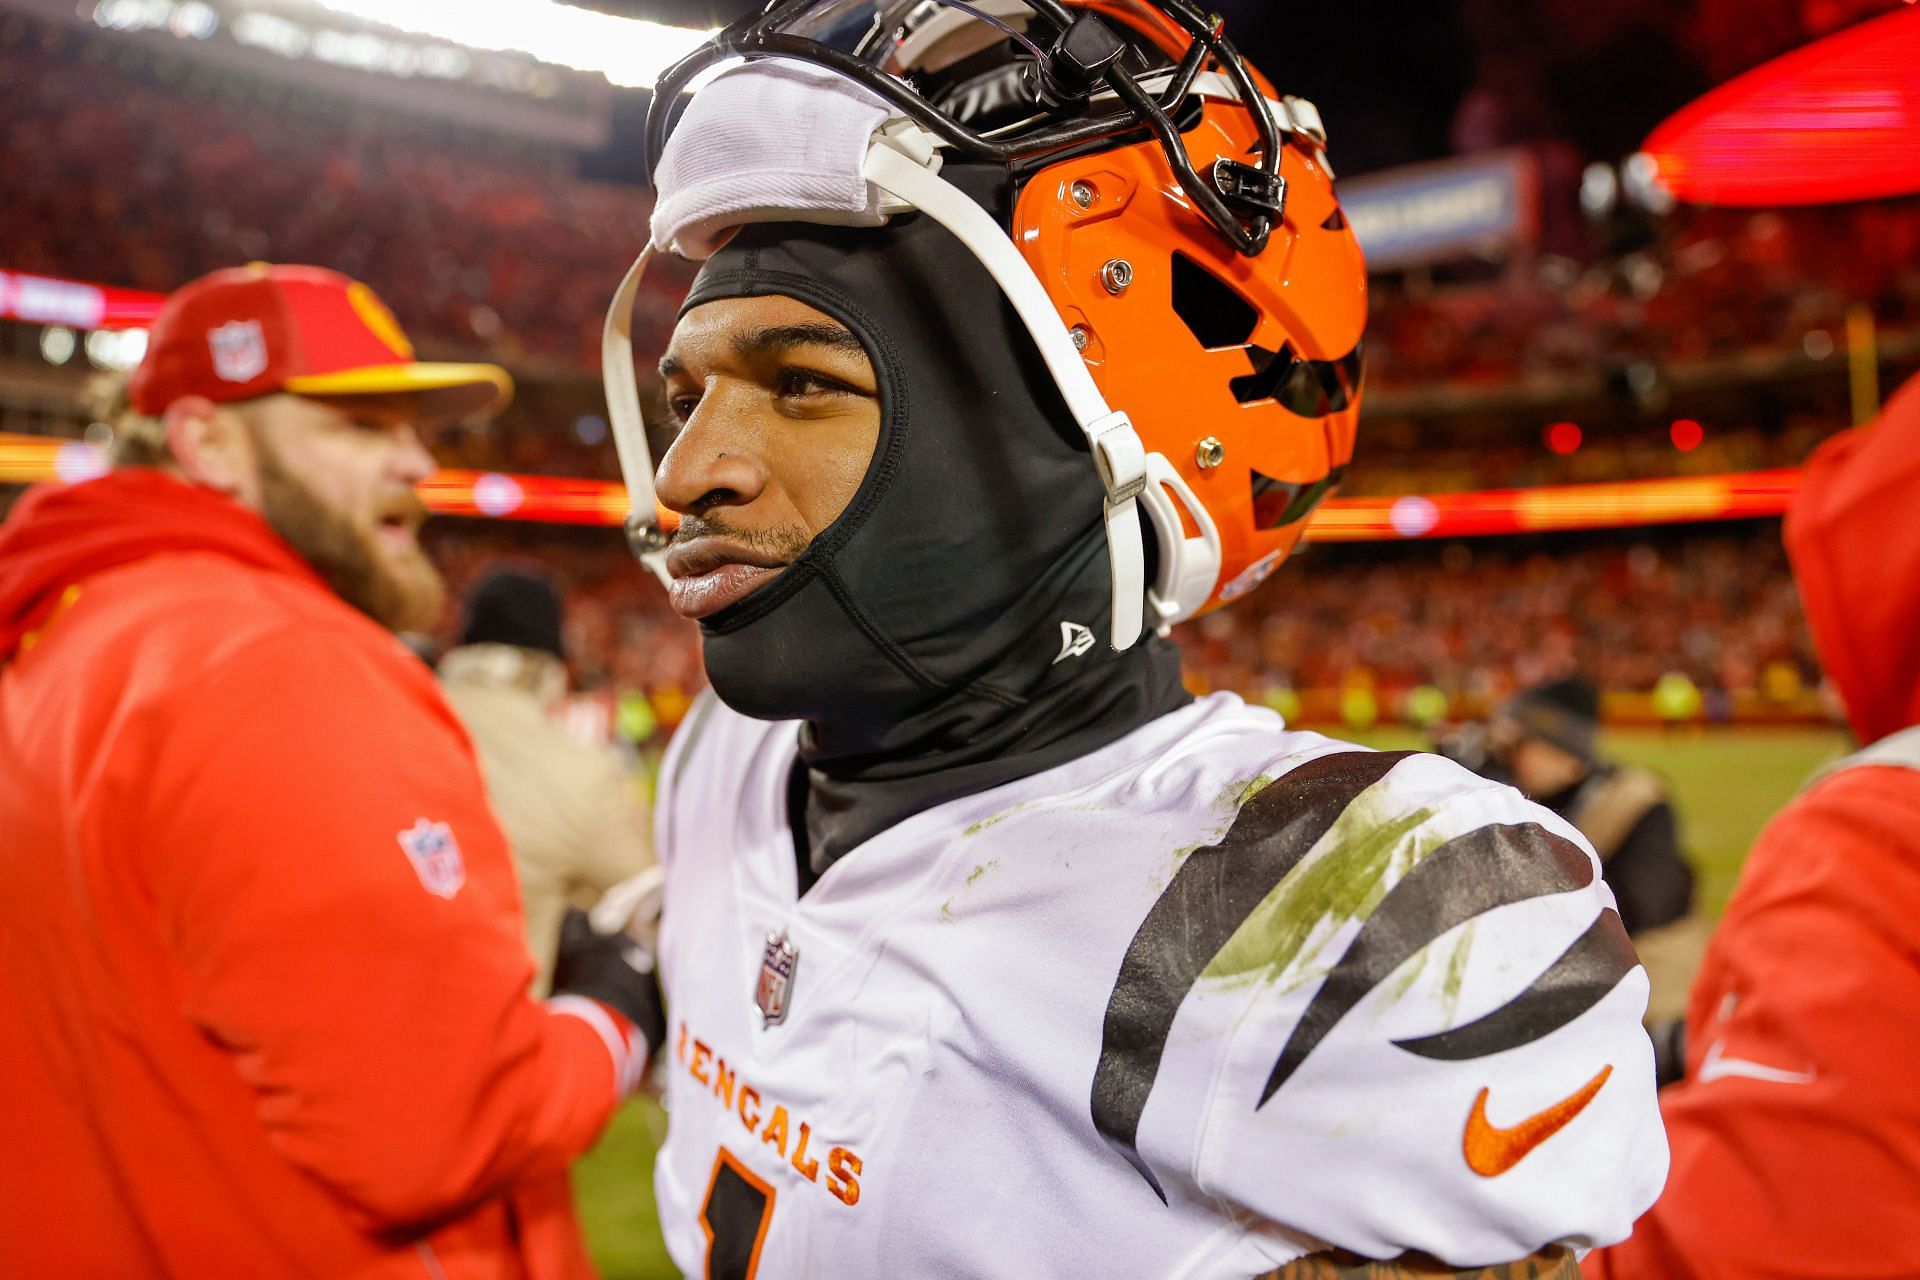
[165,395,261,507]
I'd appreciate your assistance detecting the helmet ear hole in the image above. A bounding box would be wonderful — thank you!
[1228,344,1361,414]
[1170,253,1257,349]
[1230,343,1302,409]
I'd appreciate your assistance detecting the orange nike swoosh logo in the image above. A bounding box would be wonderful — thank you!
[1463,1064,1612,1178]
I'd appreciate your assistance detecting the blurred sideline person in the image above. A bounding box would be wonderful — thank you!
[600,7,1666,1276]
[1585,377,1920,1279]
[0,265,661,1278]
[440,568,654,994]
[1445,679,1704,1037]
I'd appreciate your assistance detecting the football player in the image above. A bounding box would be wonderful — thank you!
[597,3,1668,1275]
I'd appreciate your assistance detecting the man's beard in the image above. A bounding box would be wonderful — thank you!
[250,431,446,634]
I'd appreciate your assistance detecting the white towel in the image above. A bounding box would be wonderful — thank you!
[650,59,901,260]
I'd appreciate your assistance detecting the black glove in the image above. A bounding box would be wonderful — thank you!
[552,907,667,1062]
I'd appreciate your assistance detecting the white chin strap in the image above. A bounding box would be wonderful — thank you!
[603,120,1221,651]
[601,240,671,586]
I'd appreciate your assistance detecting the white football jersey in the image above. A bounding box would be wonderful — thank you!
[650,692,1667,1279]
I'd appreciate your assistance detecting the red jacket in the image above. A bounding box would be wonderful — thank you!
[1585,379,1920,1278]
[0,471,637,1278]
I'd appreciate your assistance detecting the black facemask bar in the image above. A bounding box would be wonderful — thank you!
[643,0,1284,256]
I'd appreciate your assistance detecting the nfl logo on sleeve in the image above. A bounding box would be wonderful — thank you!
[755,930,799,1027]
[396,819,466,899]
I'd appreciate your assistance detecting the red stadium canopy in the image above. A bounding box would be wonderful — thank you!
[1643,5,1920,206]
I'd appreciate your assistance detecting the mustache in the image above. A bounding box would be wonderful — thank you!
[670,513,811,562]
[378,490,432,526]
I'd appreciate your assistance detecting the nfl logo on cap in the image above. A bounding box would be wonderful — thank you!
[208,319,269,383]
[755,930,799,1026]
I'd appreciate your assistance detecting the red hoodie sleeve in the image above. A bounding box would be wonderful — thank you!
[1583,765,1920,1280]
[140,626,633,1231]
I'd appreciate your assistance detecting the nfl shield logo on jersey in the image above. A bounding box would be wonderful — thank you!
[396,819,466,899]
[755,930,800,1026]
[207,319,269,383]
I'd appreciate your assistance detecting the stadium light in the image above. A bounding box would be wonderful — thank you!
[301,0,716,89]
[83,329,150,371]
[39,326,77,366]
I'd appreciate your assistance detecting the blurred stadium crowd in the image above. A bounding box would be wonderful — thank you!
[422,522,1819,741]
[1364,200,1920,391]
[1338,420,1828,496]
[1192,532,1815,716]
[0,33,682,375]
[6,19,1919,400]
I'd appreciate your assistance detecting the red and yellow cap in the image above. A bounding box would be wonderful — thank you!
[127,263,512,422]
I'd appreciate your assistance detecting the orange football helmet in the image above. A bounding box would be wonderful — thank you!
[610,0,1365,644]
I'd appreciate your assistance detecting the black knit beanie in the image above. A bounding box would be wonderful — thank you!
[458,569,566,662]
[1503,677,1601,761]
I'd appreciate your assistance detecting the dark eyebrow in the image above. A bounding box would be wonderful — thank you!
[733,322,865,361]
[659,322,864,382]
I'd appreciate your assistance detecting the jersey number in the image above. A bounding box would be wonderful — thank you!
[699,1148,775,1280]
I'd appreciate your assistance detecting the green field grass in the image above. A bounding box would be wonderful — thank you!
[573,1099,673,1277]
[1598,729,1848,914]
[573,727,1849,1279]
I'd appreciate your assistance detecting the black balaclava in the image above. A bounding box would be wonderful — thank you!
[682,164,1192,871]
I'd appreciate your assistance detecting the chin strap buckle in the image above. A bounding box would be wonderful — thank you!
[1087,411,1148,651]
[1088,410,1147,506]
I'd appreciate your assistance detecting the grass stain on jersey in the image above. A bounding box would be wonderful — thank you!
[940,858,1005,921]
[1274,960,1333,999]
[1200,797,1445,989]
[963,800,1043,837]
[1165,841,1206,878]
[1165,775,1282,882]
[1387,942,1432,1002]
[1216,773,1276,814]
[1374,914,1477,1018]
[1439,919,1477,1021]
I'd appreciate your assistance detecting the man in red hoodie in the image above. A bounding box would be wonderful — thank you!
[0,265,663,1278]
[1583,377,1920,1278]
